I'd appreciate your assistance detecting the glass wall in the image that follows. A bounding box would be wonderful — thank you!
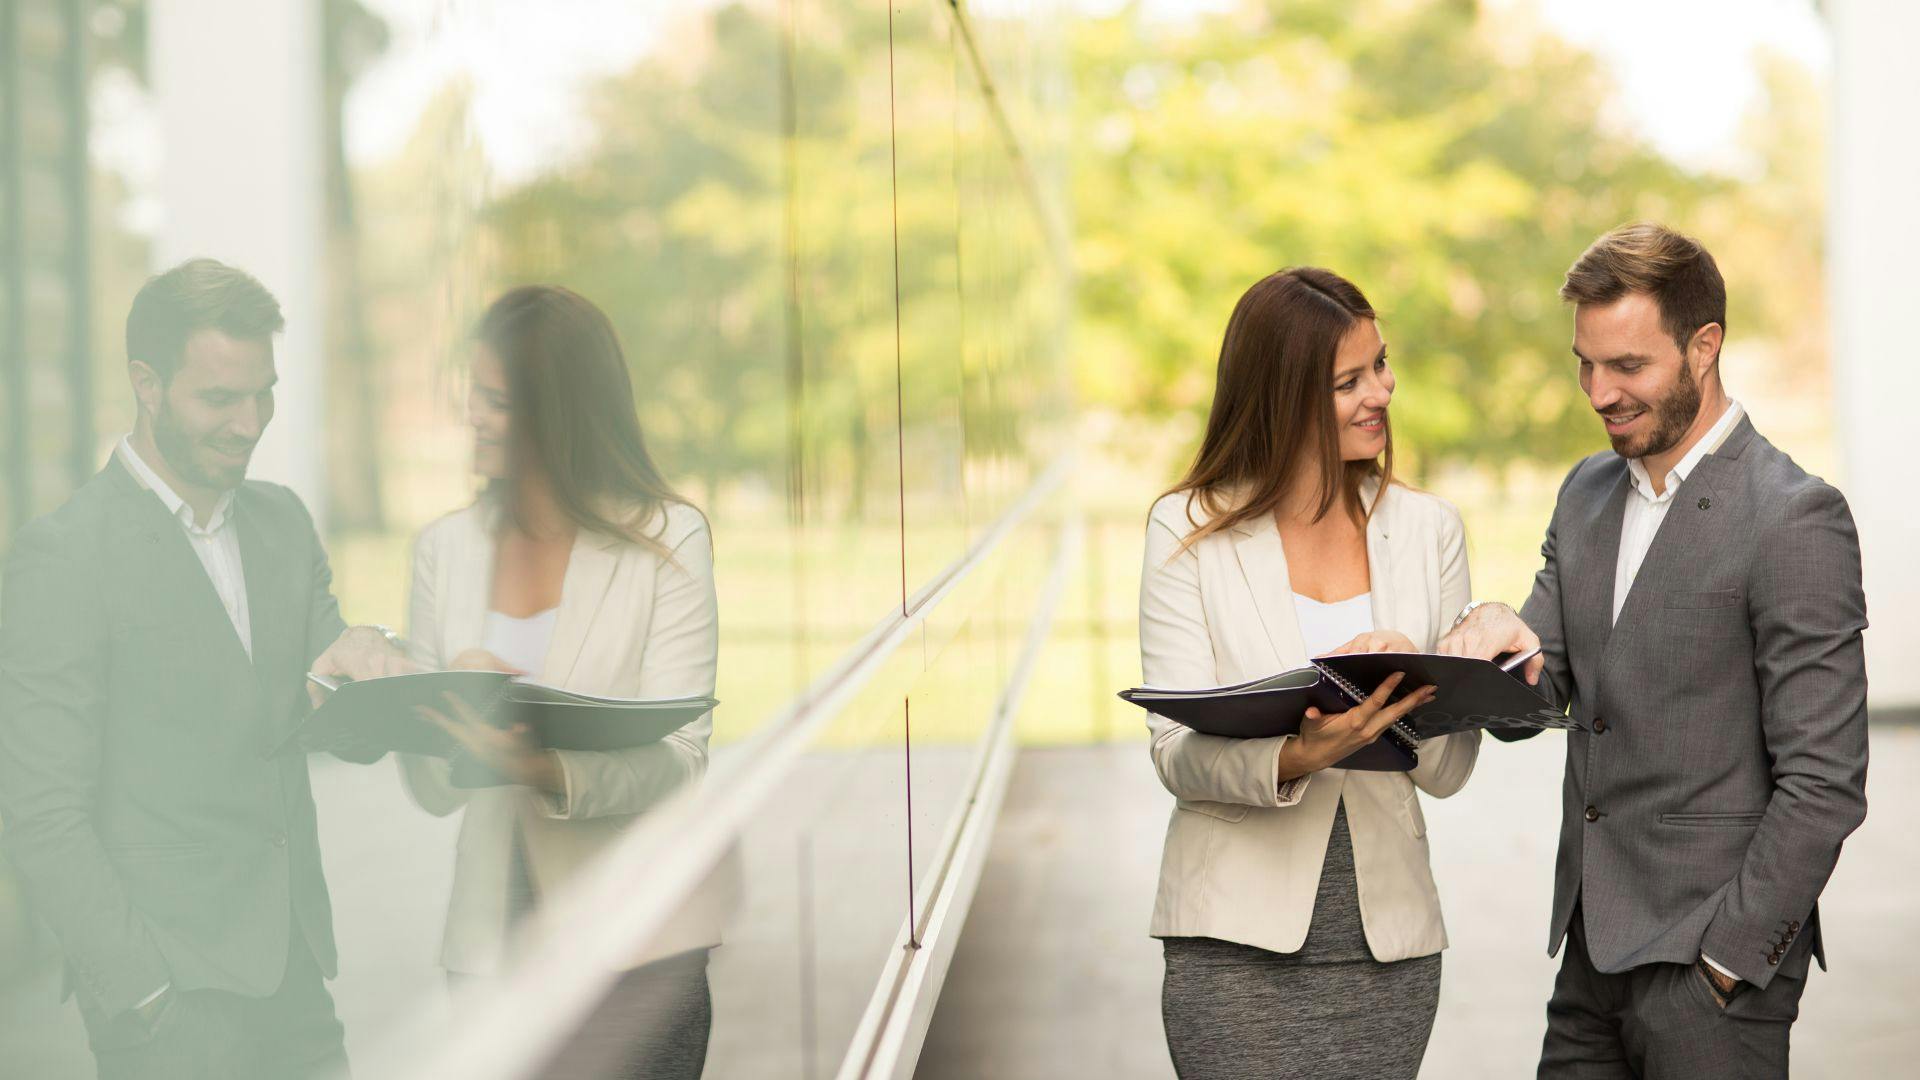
[0,1,1069,1077]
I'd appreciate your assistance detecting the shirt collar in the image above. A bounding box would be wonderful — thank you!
[116,434,236,532]
[1625,399,1745,502]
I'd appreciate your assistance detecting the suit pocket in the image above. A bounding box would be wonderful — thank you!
[1658,590,1749,640]
[1660,811,1765,827]
[1176,798,1250,823]
[1663,588,1742,610]
[106,840,213,860]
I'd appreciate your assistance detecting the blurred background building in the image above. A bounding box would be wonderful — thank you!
[1,0,1914,1077]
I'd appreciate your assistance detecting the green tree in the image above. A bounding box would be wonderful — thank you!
[1069,0,1738,477]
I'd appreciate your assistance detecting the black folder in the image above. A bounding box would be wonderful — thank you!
[1119,650,1572,772]
[282,670,717,759]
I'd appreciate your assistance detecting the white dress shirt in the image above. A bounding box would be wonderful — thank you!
[1610,399,1745,981]
[116,435,252,659]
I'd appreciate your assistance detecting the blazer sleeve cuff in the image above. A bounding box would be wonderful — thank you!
[540,750,578,819]
[1271,736,1310,807]
[78,940,172,1019]
[1700,915,1795,989]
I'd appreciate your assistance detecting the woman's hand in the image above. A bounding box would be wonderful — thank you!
[1275,672,1436,783]
[1319,630,1417,657]
[414,690,564,794]
[448,648,519,673]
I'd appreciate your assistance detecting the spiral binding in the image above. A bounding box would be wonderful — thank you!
[443,675,524,787]
[1311,661,1422,755]
[443,675,520,739]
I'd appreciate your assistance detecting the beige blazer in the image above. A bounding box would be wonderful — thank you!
[1139,478,1480,961]
[398,497,734,973]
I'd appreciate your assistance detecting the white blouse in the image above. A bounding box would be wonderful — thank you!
[480,607,558,675]
[1291,591,1373,658]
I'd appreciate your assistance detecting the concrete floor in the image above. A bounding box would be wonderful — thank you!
[6,731,1915,1077]
[917,730,1920,1079]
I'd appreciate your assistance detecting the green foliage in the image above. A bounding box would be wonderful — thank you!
[1069,0,1749,476]
[348,0,1819,499]
[459,1,1068,517]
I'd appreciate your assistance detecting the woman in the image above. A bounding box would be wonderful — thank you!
[400,285,725,1078]
[1139,267,1480,1079]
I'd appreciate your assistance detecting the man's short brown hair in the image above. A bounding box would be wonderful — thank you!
[125,258,284,380]
[1560,222,1726,356]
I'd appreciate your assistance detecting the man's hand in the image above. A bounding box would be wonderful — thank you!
[1320,630,1417,657]
[1703,962,1739,996]
[1697,956,1742,1008]
[1435,602,1546,686]
[308,625,419,708]
[1276,672,1437,782]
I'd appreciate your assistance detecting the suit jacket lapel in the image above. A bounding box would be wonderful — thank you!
[542,533,621,686]
[440,512,494,670]
[1577,470,1630,659]
[235,493,290,681]
[1230,519,1307,671]
[106,460,252,671]
[1598,422,1748,679]
[1364,505,1395,650]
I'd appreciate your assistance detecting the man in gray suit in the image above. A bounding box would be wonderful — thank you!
[0,258,414,1078]
[1438,223,1869,1078]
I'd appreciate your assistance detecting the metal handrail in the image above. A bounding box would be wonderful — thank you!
[370,452,1075,1080]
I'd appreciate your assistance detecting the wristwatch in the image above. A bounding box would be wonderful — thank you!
[1451,600,1486,629]
[368,623,405,650]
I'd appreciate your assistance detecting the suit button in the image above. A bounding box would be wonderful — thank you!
[1767,953,1780,966]
[269,833,287,847]
[1584,806,1601,823]
[1789,921,1800,932]
[1592,717,1607,733]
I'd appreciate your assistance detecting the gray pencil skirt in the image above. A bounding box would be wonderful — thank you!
[1161,939,1441,1080]
[1159,802,1441,1079]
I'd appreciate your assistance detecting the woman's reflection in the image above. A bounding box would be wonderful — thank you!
[400,285,721,1077]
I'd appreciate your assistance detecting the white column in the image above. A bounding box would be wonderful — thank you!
[1829,0,1920,712]
[148,0,327,526]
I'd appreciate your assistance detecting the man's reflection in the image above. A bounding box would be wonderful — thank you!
[397,285,722,1078]
[0,258,412,1079]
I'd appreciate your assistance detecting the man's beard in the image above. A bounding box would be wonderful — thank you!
[1608,362,1702,460]
[154,405,249,492]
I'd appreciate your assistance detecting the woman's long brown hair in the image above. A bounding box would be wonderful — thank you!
[1164,266,1394,552]
[477,285,691,556]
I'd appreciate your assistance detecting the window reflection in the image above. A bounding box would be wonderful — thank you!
[0,1,1067,1077]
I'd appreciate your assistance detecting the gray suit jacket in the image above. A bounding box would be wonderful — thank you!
[1501,415,1869,990]
[0,457,349,1016]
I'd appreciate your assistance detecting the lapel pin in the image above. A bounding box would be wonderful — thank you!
[1697,497,1711,510]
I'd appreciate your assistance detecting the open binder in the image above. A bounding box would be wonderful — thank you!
[281,669,717,759]
[1120,649,1571,771]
